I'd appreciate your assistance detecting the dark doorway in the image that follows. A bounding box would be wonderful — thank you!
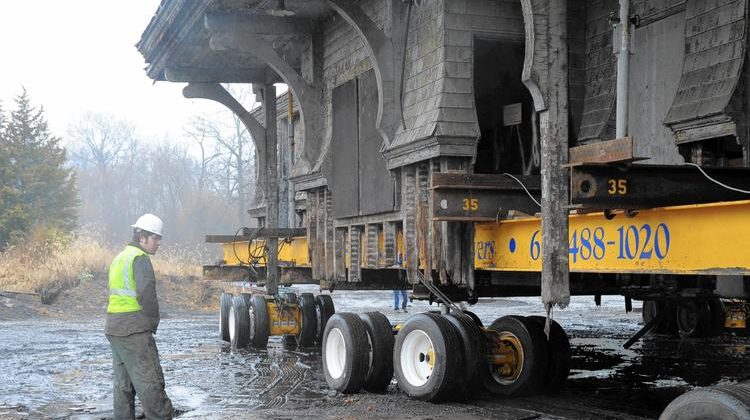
[473,38,537,175]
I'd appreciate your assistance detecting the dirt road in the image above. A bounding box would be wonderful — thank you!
[1,289,749,419]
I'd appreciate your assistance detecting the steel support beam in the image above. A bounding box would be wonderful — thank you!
[571,164,750,209]
[205,228,306,243]
[431,173,541,221]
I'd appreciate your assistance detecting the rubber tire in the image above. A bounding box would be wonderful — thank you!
[429,309,483,328]
[528,315,571,394]
[284,292,297,304]
[483,315,549,397]
[219,292,232,342]
[394,313,464,402]
[676,300,711,338]
[296,293,317,348]
[660,383,750,420]
[643,300,678,335]
[229,295,250,348]
[359,312,394,393]
[463,310,484,328]
[315,294,336,344]
[248,295,269,348]
[445,312,486,401]
[322,312,370,393]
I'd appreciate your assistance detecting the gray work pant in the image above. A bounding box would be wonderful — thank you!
[106,332,173,420]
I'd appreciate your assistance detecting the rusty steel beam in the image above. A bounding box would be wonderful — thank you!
[571,164,750,209]
[431,173,541,221]
[205,228,306,243]
[568,137,640,165]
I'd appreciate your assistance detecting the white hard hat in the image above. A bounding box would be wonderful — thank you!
[131,213,163,236]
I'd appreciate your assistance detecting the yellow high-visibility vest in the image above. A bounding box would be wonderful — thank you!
[107,245,146,313]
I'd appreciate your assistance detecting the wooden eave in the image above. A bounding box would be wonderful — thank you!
[137,0,334,84]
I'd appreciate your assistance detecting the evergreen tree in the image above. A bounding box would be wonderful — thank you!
[0,89,78,248]
[0,101,29,246]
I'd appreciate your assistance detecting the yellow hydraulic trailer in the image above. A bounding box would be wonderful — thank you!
[216,199,750,339]
[475,200,750,275]
[221,237,310,267]
[219,200,750,276]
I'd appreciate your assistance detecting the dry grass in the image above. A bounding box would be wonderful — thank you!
[0,234,111,302]
[0,232,208,306]
[151,245,203,279]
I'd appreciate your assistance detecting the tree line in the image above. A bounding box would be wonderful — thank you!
[0,89,257,253]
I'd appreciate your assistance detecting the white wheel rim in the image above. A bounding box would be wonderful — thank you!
[400,329,434,387]
[325,328,347,379]
[228,306,236,343]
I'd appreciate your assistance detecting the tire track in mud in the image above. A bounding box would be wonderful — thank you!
[257,353,307,409]
[223,353,264,400]
[209,345,310,410]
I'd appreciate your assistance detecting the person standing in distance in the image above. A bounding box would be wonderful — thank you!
[393,252,408,312]
[105,213,173,419]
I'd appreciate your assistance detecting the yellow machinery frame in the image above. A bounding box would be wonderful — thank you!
[220,200,750,276]
[266,301,302,336]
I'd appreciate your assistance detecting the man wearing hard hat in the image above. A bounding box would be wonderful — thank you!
[104,213,174,419]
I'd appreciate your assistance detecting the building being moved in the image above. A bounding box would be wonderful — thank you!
[137,0,750,409]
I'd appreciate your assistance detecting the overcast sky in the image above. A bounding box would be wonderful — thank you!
[0,1,242,147]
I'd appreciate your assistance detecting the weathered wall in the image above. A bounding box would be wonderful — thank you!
[301,0,388,176]
[250,91,298,227]
[444,0,524,142]
[664,0,748,146]
[576,0,746,165]
[569,0,586,141]
[297,0,536,176]
[629,8,685,163]
[578,0,617,142]
[441,0,525,138]
[388,0,445,152]
[386,0,527,168]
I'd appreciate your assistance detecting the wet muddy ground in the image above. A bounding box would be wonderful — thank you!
[2,288,750,419]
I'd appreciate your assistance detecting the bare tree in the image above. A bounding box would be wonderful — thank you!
[68,112,135,175]
[67,109,251,249]
[185,84,258,226]
[184,118,218,192]
[68,113,138,237]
